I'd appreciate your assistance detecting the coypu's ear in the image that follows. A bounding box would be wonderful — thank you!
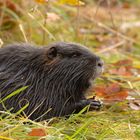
[47,47,57,59]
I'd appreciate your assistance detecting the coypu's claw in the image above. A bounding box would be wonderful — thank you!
[89,100,102,110]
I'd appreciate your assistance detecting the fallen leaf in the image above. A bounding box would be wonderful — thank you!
[105,83,120,94]
[28,128,46,137]
[109,59,133,76]
[104,91,128,101]
[0,0,19,30]
[122,2,131,9]
[95,83,128,102]
[0,0,17,11]
[114,59,133,70]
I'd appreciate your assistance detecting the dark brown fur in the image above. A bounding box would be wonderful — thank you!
[0,42,103,121]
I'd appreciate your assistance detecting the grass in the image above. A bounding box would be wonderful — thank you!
[0,109,140,139]
[0,0,140,139]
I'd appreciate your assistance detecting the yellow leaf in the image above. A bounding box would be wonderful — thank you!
[58,0,85,6]
[0,136,14,140]
[35,0,48,4]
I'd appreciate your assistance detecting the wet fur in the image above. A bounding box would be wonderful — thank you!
[0,42,101,121]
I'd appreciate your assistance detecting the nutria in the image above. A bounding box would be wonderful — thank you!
[0,42,103,121]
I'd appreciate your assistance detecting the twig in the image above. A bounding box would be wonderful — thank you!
[28,13,55,40]
[19,24,28,43]
[97,40,125,54]
[91,19,137,43]
[84,15,138,44]
[88,0,137,44]
[107,0,116,29]
[97,22,136,43]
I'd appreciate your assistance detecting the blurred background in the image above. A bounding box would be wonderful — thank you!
[0,1,140,139]
[1,0,140,47]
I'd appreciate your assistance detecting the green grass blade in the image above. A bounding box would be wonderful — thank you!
[0,86,28,103]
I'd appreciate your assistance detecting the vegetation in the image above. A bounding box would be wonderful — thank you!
[0,0,140,139]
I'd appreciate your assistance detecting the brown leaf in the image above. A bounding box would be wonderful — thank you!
[118,66,127,75]
[28,128,46,137]
[94,86,106,97]
[104,91,128,101]
[105,83,120,94]
[95,83,120,95]
[0,0,17,11]
[0,0,19,30]
[122,2,131,9]
[95,83,128,102]
[109,59,133,76]
[114,59,133,70]
[109,68,132,76]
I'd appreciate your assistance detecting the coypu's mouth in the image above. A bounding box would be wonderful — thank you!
[88,65,104,87]
[95,66,104,78]
[87,67,103,90]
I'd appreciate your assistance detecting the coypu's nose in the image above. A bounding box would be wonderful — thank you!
[94,55,104,67]
[97,59,104,67]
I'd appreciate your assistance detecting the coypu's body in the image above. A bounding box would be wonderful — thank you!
[0,42,103,121]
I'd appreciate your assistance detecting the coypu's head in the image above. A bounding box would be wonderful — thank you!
[44,42,103,97]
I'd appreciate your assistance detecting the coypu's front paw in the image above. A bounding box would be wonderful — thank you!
[89,100,102,110]
[87,98,102,110]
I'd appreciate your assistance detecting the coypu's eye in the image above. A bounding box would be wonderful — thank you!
[47,47,57,59]
[71,52,81,58]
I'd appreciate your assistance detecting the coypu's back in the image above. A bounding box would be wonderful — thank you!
[0,42,103,121]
